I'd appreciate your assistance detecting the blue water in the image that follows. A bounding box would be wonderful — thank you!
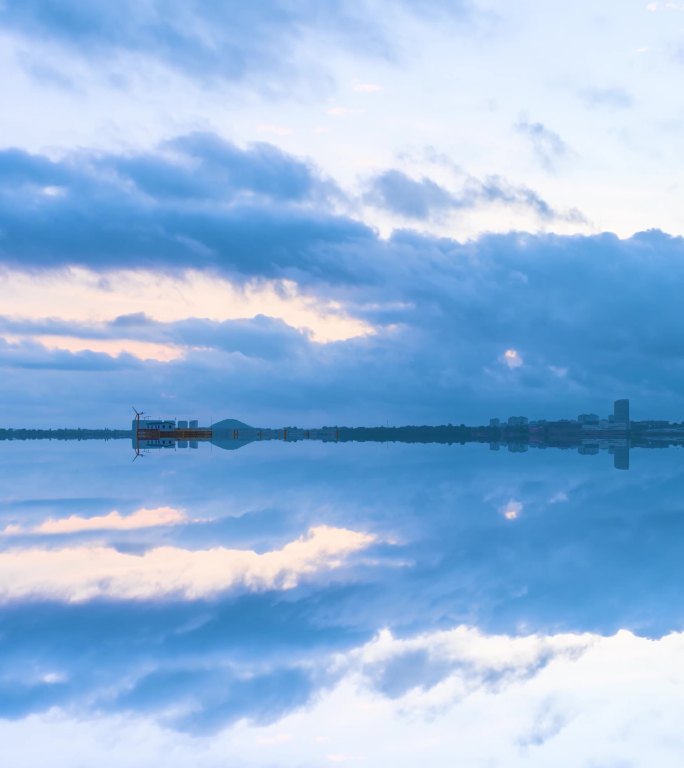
[1,439,683,766]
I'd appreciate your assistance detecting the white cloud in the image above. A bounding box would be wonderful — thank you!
[0,525,375,602]
[5,627,684,767]
[350,625,591,668]
[41,186,66,197]
[500,500,523,520]
[2,506,189,536]
[326,106,364,117]
[255,122,291,136]
[41,673,67,684]
[353,83,382,93]
[502,348,523,369]
[646,1,684,8]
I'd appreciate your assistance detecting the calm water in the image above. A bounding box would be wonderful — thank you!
[1,439,683,766]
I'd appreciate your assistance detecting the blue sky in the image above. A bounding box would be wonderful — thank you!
[2,1,684,425]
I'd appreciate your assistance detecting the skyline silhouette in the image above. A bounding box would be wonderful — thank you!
[4,400,684,470]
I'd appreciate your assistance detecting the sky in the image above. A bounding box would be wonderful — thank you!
[1,0,684,426]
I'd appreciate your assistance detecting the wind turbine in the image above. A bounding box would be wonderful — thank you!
[132,407,145,460]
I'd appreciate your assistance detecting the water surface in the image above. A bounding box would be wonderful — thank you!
[1,439,683,766]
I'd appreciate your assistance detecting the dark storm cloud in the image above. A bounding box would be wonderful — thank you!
[0,132,336,205]
[3,138,684,423]
[0,0,472,87]
[110,133,338,203]
[0,139,370,284]
[0,139,580,288]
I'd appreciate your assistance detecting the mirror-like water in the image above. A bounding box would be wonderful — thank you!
[1,440,683,766]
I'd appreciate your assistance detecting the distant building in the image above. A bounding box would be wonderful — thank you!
[489,418,500,427]
[578,444,599,455]
[131,418,176,451]
[614,399,630,425]
[578,413,599,425]
[612,445,630,470]
[507,416,528,427]
[132,418,175,431]
[637,420,670,430]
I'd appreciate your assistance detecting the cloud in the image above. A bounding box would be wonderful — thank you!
[3,506,188,536]
[356,626,593,698]
[365,170,455,219]
[365,169,580,222]
[3,624,683,764]
[515,120,570,171]
[0,132,337,206]
[2,440,684,739]
[21,336,184,362]
[0,269,373,362]
[117,665,316,734]
[4,138,684,425]
[0,139,372,285]
[502,348,524,369]
[580,86,634,109]
[122,133,338,204]
[0,268,372,345]
[4,227,684,425]
[647,1,684,9]
[500,500,522,520]
[0,525,375,602]
[353,82,382,92]
[0,0,471,89]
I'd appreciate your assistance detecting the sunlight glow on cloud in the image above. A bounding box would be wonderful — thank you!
[500,500,522,520]
[2,507,189,536]
[502,348,523,369]
[0,268,373,344]
[326,106,364,117]
[353,82,382,93]
[0,525,375,602]
[33,335,185,362]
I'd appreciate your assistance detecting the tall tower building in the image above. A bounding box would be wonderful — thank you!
[612,445,630,470]
[613,399,630,425]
